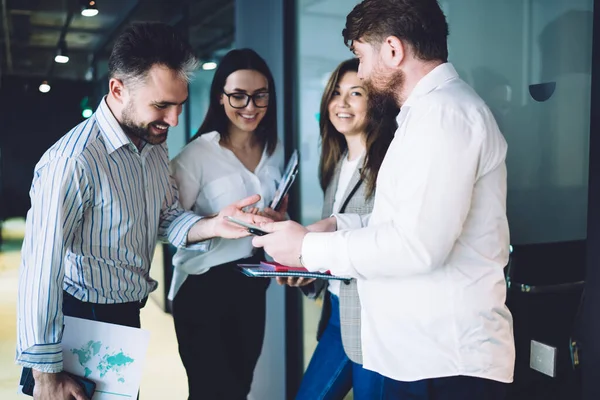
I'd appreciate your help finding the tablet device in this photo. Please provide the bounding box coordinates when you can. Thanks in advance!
[225,216,268,236]
[270,150,299,211]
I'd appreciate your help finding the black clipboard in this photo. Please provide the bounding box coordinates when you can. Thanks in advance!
[237,264,350,282]
[270,150,299,211]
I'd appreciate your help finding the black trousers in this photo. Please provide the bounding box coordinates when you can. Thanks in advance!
[21,292,143,397]
[62,291,143,328]
[172,255,270,400]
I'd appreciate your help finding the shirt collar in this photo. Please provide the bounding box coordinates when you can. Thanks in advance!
[94,96,136,154]
[402,62,459,109]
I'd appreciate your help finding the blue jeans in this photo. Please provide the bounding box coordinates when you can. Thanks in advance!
[296,294,384,400]
[381,375,508,400]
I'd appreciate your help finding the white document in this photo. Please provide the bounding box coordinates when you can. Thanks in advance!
[62,316,150,399]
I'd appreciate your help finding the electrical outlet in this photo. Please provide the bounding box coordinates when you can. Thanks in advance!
[530,340,557,377]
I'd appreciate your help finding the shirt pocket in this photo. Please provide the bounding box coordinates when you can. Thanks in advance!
[201,174,247,213]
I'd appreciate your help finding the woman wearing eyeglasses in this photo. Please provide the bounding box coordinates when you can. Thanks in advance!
[168,48,285,400]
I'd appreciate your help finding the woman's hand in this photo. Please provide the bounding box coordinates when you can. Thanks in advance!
[260,195,288,222]
[306,216,337,233]
[275,277,316,287]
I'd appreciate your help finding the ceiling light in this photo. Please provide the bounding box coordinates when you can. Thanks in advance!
[81,0,99,17]
[202,61,217,71]
[39,81,51,93]
[55,40,69,63]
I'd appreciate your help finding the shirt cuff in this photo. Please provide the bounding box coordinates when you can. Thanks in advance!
[167,212,211,251]
[301,232,337,273]
[17,344,63,373]
[332,213,364,230]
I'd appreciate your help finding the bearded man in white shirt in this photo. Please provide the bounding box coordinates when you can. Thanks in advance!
[253,0,515,398]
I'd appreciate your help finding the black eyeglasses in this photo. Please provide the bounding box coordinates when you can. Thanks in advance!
[222,90,270,109]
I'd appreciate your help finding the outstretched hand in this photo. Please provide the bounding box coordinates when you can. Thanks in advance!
[187,194,273,243]
[214,194,273,239]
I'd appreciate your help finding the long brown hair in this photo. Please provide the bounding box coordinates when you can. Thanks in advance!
[318,58,398,198]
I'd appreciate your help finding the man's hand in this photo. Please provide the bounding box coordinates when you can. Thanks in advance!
[276,277,316,287]
[260,195,288,222]
[32,370,88,400]
[188,195,273,242]
[252,220,308,267]
[306,216,337,233]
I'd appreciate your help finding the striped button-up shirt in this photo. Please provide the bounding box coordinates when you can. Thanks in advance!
[16,98,207,372]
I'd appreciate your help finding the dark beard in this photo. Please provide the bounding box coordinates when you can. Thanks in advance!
[364,69,404,115]
[367,89,401,122]
[121,103,168,146]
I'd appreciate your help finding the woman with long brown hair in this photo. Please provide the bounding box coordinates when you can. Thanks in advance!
[281,58,398,399]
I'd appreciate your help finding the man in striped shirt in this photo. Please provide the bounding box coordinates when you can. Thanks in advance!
[16,22,267,400]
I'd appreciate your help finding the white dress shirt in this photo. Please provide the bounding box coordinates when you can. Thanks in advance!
[16,98,206,372]
[302,63,515,383]
[328,154,362,297]
[168,131,284,300]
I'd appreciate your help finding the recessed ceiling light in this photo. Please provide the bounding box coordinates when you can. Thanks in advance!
[39,81,51,93]
[202,61,217,70]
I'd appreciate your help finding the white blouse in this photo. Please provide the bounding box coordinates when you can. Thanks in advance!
[168,130,284,299]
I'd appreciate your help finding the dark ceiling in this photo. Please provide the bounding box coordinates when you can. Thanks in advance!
[0,0,234,82]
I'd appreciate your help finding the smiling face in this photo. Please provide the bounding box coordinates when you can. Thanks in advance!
[220,69,269,134]
[327,70,368,138]
[119,64,188,145]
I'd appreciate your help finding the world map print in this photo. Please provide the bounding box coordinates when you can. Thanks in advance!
[70,340,135,384]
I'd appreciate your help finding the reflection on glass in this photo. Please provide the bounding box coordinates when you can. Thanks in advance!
[447,0,593,245]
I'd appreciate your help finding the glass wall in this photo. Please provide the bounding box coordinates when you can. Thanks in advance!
[440,0,593,245]
[297,0,593,239]
[296,1,362,379]
[295,0,594,388]
[296,0,361,225]
[188,69,216,139]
